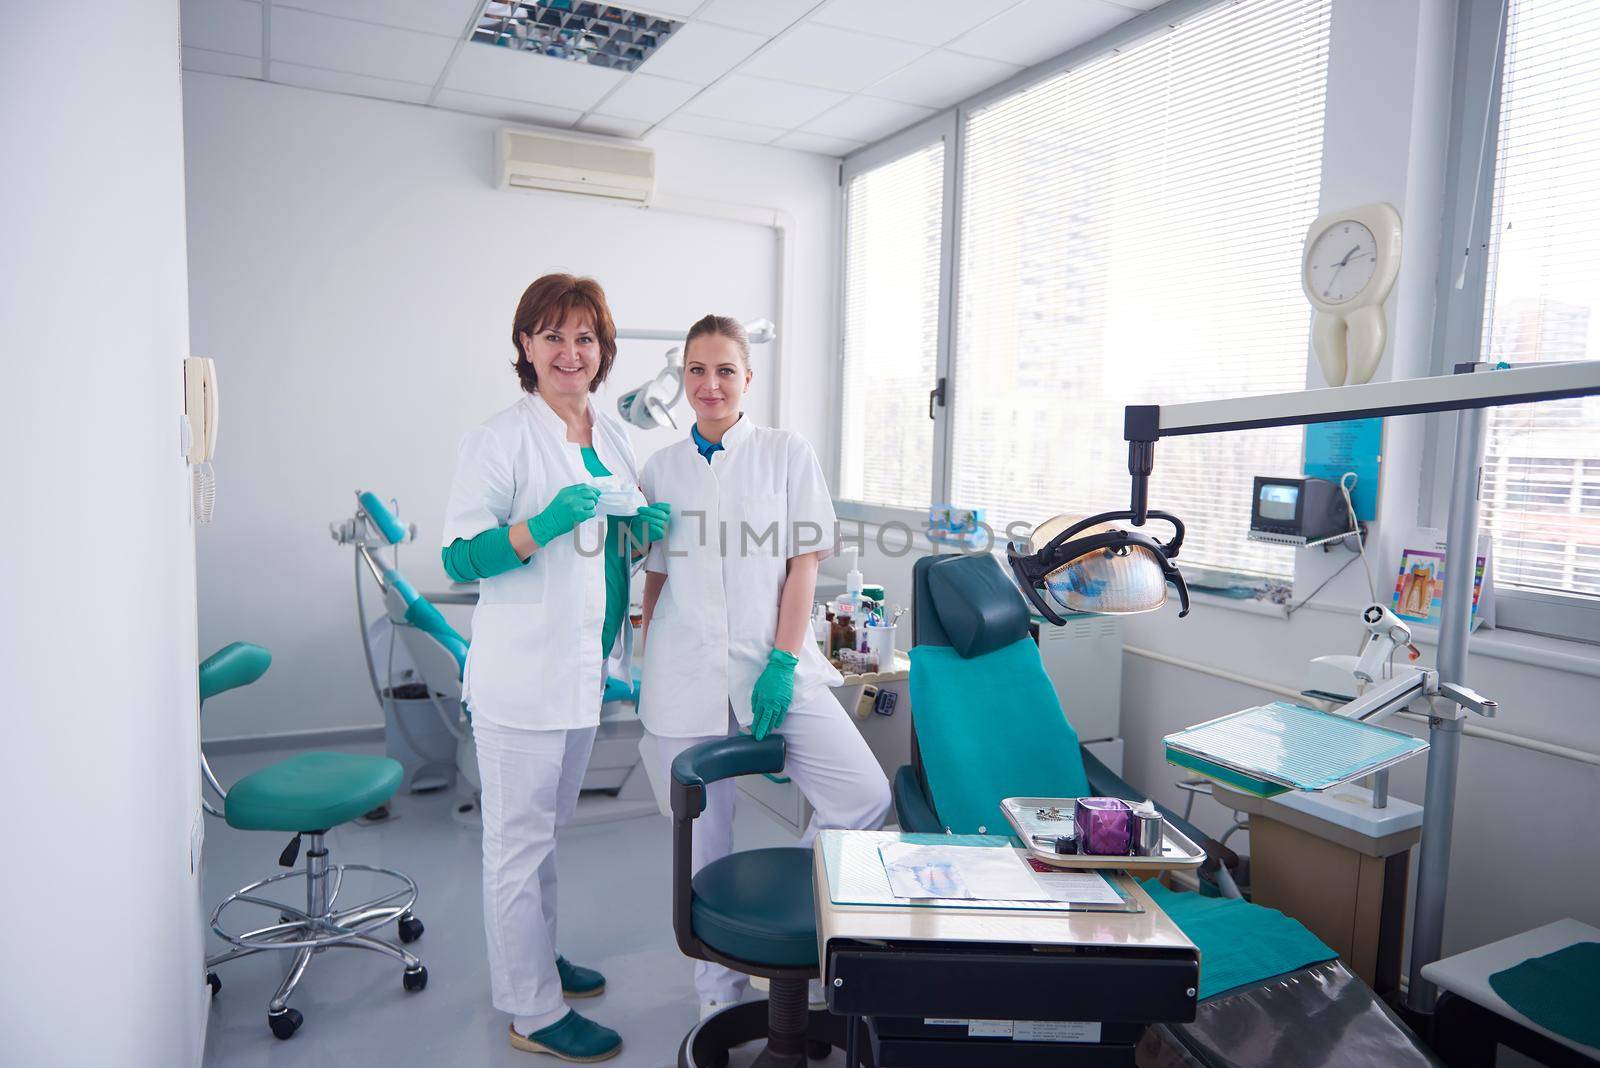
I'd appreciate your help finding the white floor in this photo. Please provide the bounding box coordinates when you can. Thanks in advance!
[200,743,843,1068]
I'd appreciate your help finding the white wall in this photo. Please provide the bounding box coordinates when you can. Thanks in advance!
[0,4,207,1065]
[182,74,840,739]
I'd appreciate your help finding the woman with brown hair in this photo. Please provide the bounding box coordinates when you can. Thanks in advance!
[441,273,669,1061]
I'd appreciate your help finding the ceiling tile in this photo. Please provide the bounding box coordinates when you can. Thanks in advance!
[434,89,584,128]
[183,46,263,79]
[773,130,865,157]
[270,6,455,85]
[1105,0,1166,9]
[181,0,261,56]
[272,61,433,104]
[627,0,704,15]
[274,0,479,38]
[579,115,653,139]
[588,73,702,123]
[801,94,935,141]
[741,23,928,93]
[661,113,787,145]
[695,0,818,36]
[944,0,1131,67]
[445,42,627,110]
[865,48,1018,108]
[635,21,766,85]
[811,0,1018,47]
[683,73,845,129]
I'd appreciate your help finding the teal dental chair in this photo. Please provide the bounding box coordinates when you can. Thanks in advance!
[669,735,852,1067]
[893,553,1442,1067]
[199,642,428,1041]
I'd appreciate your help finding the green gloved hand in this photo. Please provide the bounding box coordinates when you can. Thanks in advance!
[527,483,600,547]
[750,648,799,741]
[627,501,672,546]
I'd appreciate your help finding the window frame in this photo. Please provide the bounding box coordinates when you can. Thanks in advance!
[833,111,958,529]
[1425,0,1600,643]
[833,0,1231,533]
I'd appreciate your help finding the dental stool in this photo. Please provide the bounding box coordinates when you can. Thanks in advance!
[670,734,851,1068]
[198,642,428,1040]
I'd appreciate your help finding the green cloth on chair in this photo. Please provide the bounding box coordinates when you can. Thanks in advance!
[909,638,1090,840]
[1142,879,1337,1000]
[1488,941,1600,1048]
[225,751,403,832]
[690,846,818,968]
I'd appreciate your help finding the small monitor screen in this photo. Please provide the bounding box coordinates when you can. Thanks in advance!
[1258,483,1299,522]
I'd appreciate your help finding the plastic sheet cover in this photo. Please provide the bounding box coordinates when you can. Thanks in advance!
[1136,960,1442,1068]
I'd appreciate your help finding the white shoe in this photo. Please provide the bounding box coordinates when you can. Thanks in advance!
[700,999,733,1022]
[748,975,769,993]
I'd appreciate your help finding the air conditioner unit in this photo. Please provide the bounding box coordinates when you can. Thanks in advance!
[497,126,655,205]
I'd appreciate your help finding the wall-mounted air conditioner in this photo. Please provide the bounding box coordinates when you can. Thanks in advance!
[497,126,655,205]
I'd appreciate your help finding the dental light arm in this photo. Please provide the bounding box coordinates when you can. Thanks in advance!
[616,317,777,430]
[1122,360,1598,1017]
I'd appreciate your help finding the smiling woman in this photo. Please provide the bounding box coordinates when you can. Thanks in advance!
[437,271,663,1061]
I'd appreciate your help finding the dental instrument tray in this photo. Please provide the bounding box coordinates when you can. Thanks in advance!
[1163,700,1429,798]
[1001,797,1206,872]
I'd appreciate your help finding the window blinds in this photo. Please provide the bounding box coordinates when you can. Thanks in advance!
[839,141,945,510]
[1478,0,1600,599]
[951,0,1332,578]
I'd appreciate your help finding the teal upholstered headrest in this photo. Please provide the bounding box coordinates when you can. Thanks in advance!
[926,554,1031,659]
[358,491,407,545]
[199,642,271,704]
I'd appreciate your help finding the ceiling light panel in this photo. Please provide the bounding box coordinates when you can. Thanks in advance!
[475,2,681,73]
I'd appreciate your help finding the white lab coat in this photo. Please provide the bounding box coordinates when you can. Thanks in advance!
[442,393,640,731]
[637,416,843,737]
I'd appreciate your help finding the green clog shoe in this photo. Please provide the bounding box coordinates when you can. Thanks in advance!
[508,1010,621,1062]
[556,955,606,998]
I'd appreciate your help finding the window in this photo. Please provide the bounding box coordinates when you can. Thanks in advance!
[837,139,945,512]
[949,0,1332,577]
[1476,0,1600,601]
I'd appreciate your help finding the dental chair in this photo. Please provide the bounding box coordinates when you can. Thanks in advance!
[669,734,852,1068]
[199,642,428,1041]
[893,553,1442,1068]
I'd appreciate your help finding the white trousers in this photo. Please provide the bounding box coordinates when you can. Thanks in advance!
[474,718,597,1018]
[650,686,892,1004]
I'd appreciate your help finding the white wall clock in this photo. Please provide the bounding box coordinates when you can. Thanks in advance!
[1302,202,1403,386]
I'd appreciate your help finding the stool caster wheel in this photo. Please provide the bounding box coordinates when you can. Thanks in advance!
[403,965,428,992]
[806,1038,832,1059]
[206,972,221,997]
[268,1008,303,1040]
[398,915,424,943]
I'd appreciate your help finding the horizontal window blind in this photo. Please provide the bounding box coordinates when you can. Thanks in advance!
[951,0,1332,578]
[1479,0,1600,599]
[839,141,944,510]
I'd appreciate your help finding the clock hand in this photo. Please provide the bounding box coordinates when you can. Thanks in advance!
[1338,244,1362,267]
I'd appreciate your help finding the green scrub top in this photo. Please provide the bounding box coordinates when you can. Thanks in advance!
[580,446,629,659]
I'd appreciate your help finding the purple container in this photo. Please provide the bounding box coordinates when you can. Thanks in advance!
[1074,797,1134,856]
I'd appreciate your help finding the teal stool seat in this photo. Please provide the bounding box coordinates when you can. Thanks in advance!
[225,752,404,832]
[690,846,817,969]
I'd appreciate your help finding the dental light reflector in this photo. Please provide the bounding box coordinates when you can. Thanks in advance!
[1008,510,1190,625]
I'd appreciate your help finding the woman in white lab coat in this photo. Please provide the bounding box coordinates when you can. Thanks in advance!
[441,273,668,1062]
[637,314,891,1017]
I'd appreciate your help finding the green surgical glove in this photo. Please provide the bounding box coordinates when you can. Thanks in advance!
[627,501,672,546]
[750,648,799,741]
[527,483,600,547]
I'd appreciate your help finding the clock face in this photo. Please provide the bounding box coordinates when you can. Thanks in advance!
[1306,220,1379,305]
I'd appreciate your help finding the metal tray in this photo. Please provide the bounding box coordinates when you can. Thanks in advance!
[1001,797,1205,872]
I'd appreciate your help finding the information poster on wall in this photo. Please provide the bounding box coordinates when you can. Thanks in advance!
[1304,418,1382,521]
[1390,527,1495,631]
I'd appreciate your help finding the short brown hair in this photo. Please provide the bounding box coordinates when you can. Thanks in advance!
[510,273,618,394]
[684,314,750,365]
